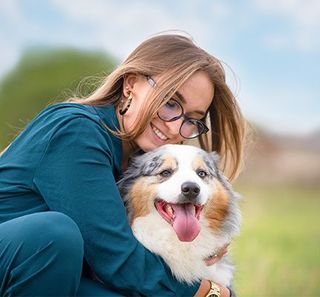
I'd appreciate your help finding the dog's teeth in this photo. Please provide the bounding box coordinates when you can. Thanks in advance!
[166,205,174,216]
[192,206,196,215]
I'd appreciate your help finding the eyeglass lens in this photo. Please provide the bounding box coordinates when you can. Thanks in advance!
[180,120,201,138]
[157,99,182,121]
[158,99,202,138]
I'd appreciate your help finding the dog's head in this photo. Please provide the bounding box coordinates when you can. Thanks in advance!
[118,144,240,242]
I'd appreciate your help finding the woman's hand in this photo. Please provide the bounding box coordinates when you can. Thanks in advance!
[205,243,229,266]
[194,280,230,297]
[194,244,231,296]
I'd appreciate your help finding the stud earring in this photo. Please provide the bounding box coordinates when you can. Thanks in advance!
[119,92,133,115]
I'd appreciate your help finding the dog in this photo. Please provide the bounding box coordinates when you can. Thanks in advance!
[117,144,241,286]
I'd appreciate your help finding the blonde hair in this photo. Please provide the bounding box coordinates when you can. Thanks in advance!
[69,34,247,180]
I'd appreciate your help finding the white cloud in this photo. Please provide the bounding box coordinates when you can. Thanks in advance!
[256,0,320,27]
[254,0,320,51]
[0,0,46,78]
[50,0,179,58]
[0,0,23,23]
[49,0,229,59]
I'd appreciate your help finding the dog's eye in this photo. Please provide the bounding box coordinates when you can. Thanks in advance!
[159,169,173,178]
[197,170,208,178]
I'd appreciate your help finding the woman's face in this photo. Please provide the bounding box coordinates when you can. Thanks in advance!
[121,70,214,152]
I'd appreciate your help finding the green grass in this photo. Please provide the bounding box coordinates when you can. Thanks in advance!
[231,185,320,297]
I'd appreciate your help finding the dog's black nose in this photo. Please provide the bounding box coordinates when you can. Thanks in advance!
[181,182,200,200]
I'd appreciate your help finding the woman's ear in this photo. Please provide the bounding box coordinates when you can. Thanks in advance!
[123,74,138,96]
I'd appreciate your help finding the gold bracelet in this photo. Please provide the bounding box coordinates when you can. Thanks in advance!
[204,281,221,297]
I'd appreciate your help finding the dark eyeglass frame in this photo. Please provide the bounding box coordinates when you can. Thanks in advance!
[146,76,209,139]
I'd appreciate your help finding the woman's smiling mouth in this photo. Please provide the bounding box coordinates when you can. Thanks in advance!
[151,123,169,141]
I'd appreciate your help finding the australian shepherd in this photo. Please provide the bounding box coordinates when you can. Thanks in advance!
[118,144,241,286]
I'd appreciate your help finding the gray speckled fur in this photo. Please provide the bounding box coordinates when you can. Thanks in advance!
[117,151,164,198]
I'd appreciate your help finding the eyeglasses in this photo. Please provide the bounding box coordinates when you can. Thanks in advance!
[146,76,209,139]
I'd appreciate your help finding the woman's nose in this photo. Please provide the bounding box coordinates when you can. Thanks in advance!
[164,118,184,137]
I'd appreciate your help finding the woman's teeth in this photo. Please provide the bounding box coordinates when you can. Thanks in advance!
[152,125,168,141]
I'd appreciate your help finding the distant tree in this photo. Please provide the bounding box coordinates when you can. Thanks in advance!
[0,47,117,149]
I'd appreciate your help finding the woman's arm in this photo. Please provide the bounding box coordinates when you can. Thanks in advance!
[32,116,199,296]
[204,245,236,297]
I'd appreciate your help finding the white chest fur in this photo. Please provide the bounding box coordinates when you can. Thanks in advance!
[132,213,234,286]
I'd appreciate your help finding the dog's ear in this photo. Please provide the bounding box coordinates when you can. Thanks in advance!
[209,151,220,164]
[117,155,142,199]
[140,154,162,176]
[204,151,220,178]
[204,151,234,193]
[208,152,241,203]
[117,151,163,199]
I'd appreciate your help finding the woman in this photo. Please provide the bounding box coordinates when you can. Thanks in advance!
[0,34,246,296]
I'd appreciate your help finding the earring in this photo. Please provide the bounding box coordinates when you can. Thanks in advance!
[119,92,133,115]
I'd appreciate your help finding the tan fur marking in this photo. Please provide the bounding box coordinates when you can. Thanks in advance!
[203,181,230,232]
[192,156,206,171]
[128,156,177,224]
[128,177,158,224]
[159,155,177,171]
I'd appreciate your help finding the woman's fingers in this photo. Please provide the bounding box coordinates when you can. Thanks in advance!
[205,243,230,266]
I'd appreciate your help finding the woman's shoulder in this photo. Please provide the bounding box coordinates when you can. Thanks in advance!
[30,102,112,134]
[39,102,99,121]
[1,102,122,175]
[15,102,118,148]
[38,102,118,130]
[37,103,122,173]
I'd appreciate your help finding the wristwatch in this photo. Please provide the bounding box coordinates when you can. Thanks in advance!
[205,281,221,297]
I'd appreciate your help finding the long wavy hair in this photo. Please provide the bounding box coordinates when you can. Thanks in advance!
[69,34,247,180]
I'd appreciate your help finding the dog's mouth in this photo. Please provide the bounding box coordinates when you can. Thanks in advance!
[154,199,203,242]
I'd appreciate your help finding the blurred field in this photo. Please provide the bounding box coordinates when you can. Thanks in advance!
[232,185,320,297]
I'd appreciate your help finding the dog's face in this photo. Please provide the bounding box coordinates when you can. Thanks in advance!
[118,144,239,243]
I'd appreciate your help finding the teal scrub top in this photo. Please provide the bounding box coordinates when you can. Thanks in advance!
[0,103,199,296]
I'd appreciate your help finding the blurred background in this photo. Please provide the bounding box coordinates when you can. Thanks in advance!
[0,0,319,296]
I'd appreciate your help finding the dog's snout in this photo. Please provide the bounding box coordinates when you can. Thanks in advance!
[181,182,200,200]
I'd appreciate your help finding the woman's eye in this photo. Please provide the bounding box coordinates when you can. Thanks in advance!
[197,170,207,178]
[159,169,173,178]
[165,100,178,109]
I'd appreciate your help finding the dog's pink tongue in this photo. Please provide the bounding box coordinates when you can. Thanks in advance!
[172,204,200,242]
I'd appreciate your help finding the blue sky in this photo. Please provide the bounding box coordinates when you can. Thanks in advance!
[0,0,319,135]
